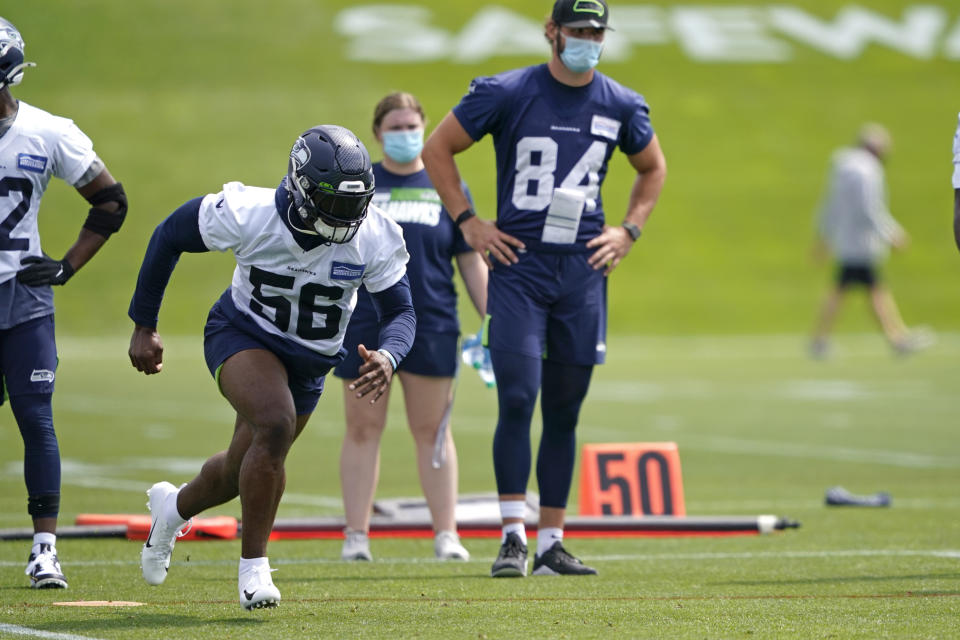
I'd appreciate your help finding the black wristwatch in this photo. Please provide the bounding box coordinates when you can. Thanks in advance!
[455,208,477,227]
[622,221,642,242]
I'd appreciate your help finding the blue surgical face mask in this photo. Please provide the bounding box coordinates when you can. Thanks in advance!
[382,129,424,164]
[560,35,604,73]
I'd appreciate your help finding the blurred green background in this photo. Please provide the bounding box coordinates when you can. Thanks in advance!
[5,0,959,337]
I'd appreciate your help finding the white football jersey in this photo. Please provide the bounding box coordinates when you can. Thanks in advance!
[0,101,97,283]
[953,112,960,189]
[198,181,409,356]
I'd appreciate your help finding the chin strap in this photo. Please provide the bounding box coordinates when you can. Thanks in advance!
[0,61,35,90]
[286,203,320,236]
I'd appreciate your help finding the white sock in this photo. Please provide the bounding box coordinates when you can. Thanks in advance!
[537,527,563,556]
[502,522,527,545]
[32,532,56,550]
[163,490,187,527]
[239,556,269,577]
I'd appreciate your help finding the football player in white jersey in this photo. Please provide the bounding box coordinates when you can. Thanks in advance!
[953,112,959,252]
[128,125,415,610]
[0,17,127,589]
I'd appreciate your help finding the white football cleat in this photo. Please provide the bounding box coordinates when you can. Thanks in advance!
[434,530,470,561]
[140,481,190,586]
[25,543,68,589]
[239,564,281,610]
[341,529,372,561]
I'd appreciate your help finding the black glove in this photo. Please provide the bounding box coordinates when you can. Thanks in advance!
[16,255,76,286]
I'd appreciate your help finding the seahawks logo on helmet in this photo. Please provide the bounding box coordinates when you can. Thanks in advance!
[285,124,376,244]
[291,137,310,170]
[0,17,35,90]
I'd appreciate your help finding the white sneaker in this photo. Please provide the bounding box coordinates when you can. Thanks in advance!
[435,530,470,561]
[25,543,68,589]
[239,564,281,610]
[141,481,191,586]
[341,529,372,561]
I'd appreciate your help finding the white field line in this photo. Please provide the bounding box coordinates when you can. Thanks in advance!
[686,436,960,469]
[1,549,958,568]
[0,624,105,640]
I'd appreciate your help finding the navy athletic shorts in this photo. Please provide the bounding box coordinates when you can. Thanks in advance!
[487,250,606,366]
[837,263,878,288]
[203,298,342,416]
[0,314,57,404]
[333,327,458,379]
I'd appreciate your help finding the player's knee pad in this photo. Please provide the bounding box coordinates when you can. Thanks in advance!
[27,493,60,518]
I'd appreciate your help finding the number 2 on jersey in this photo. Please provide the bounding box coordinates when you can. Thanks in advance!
[511,138,607,211]
[0,176,33,251]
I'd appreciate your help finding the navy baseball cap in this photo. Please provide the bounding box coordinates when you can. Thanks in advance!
[551,0,614,30]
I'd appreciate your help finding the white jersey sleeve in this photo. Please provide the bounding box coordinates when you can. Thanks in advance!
[952,112,960,189]
[51,120,97,187]
[197,182,246,252]
[359,205,409,294]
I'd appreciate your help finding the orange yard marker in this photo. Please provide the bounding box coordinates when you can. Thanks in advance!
[578,442,686,516]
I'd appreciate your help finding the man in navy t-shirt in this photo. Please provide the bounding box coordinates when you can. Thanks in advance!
[423,0,667,577]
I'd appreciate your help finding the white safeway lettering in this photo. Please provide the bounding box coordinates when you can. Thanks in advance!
[333,4,960,63]
[768,5,947,59]
[671,7,791,62]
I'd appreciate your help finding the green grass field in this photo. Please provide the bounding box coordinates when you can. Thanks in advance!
[1,335,958,638]
[1,1,959,637]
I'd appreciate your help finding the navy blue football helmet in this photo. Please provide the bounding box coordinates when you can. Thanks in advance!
[286,125,375,244]
[0,18,34,90]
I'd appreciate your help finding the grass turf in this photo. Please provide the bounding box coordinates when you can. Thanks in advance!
[1,334,957,638]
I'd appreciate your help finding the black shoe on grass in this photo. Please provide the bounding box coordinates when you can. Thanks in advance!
[532,542,597,576]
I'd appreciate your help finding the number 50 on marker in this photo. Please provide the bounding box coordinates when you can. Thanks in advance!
[578,442,686,517]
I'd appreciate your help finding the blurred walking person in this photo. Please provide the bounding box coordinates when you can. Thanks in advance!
[810,123,931,357]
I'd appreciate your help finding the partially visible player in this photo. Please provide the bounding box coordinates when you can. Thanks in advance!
[0,17,127,589]
[423,0,666,577]
[128,125,415,609]
[334,92,486,563]
[953,112,959,252]
[810,123,930,357]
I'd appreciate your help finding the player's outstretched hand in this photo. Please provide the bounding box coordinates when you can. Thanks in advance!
[16,255,75,286]
[350,344,393,403]
[460,216,525,269]
[586,224,635,275]
[129,325,164,375]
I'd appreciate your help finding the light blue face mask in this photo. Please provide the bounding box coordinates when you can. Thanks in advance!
[382,129,424,164]
[560,35,604,73]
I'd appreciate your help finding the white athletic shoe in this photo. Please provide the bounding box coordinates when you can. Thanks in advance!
[141,481,191,586]
[434,530,470,561]
[341,529,372,561]
[239,564,281,610]
[25,543,68,589]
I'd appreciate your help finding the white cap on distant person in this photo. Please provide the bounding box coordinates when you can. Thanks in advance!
[858,122,892,157]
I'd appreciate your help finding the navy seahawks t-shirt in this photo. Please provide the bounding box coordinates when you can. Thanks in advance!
[452,63,653,251]
[346,163,472,334]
